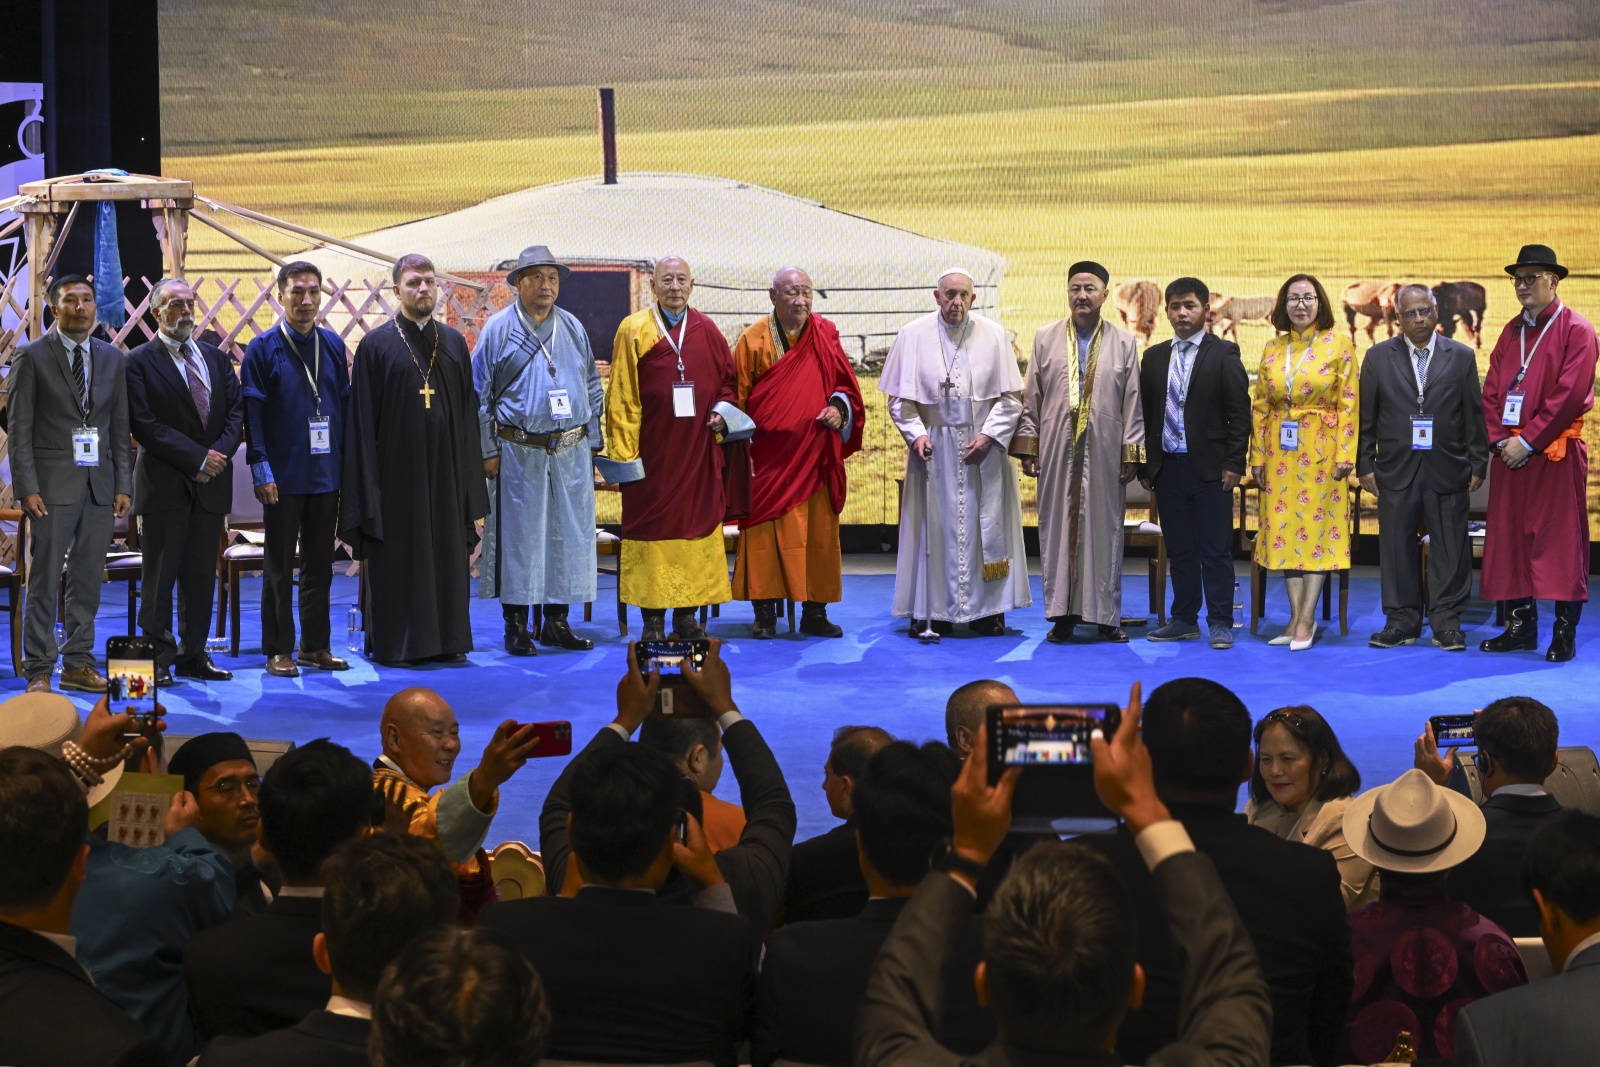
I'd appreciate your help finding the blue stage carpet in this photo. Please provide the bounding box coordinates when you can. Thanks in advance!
[20,568,1597,848]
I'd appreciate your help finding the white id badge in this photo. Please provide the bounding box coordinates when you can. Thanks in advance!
[672,380,697,419]
[1502,391,1524,427]
[1411,415,1434,450]
[309,417,331,455]
[1279,420,1300,451]
[548,389,572,420]
[72,427,100,467]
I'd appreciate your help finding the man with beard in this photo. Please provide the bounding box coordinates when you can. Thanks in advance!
[341,255,489,666]
[126,279,244,683]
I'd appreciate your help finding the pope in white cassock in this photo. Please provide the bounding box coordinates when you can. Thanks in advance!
[880,269,1030,640]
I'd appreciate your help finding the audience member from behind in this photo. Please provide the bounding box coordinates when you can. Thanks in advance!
[783,724,894,923]
[639,715,746,851]
[539,639,796,930]
[198,833,461,1067]
[944,678,1017,760]
[0,746,168,1067]
[1090,677,1352,1067]
[186,739,376,1042]
[1453,811,1600,1066]
[757,741,992,1067]
[368,926,549,1067]
[1337,769,1525,1065]
[1246,706,1377,908]
[166,731,277,913]
[1414,696,1563,935]
[374,686,540,921]
[482,738,759,1067]
[857,683,1271,1067]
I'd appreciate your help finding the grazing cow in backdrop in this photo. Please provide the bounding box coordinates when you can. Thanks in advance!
[1433,280,1487,349]
[1114,278,1161,346]
[1341,279,1401,345]
[1207,293,1276,342]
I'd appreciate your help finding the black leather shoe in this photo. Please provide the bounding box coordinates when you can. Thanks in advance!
[1369,626,1419,648]
[539,608,594,651]
[799,601,843,638]
[1481,599,1539,653]
[751,600,778,640]
[1098,624,1129,643]
[671,608,708,641]
[1046,616,1079,644]
[503,605,538,657]
[430,652,468,664]
[1432,630,1467,652]
[1547,601,1581,662]
[640,610,669,643]
[969,615,1006,637]
[154,664,177,687]
[175,654,233,682]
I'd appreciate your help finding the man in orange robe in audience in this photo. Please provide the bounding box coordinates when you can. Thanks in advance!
[731,267,865,639]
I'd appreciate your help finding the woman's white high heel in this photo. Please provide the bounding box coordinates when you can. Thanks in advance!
[1289,620,1318,652]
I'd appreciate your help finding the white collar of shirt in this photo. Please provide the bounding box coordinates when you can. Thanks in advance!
[38,930,78,957]
[325,994,372,1020]
[1405,334,1435,360]
[277,885,326,898]
[1490,783,1549,798]
[1172,328,1205,352]
[376,754,415,785]
[1565,930,1600,972]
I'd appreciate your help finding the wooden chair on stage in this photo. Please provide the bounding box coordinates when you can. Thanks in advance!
[215,444,296,656]
[104,512,144,635]
[609,525,795,637]
[1246,476,1359,637]
[1122,479,1169,626]
[1421,465,1499,623]
[0,509,26,677]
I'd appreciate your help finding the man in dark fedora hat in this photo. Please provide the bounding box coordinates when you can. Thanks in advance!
[1480,245,1598,662]
[471,245,604,654]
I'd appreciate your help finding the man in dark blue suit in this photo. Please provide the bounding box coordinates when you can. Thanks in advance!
[126,279,244,683]
[1453,810,1600,1065]
[1416,696,1563,935]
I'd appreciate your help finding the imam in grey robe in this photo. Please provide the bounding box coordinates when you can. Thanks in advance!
[880,311,1031,624]
[473,301,604,606]
[1013,316,1144,626]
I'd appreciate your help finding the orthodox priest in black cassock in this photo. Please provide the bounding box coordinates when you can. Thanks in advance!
[341,313,489,665]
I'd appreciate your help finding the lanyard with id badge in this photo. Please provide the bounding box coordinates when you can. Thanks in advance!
[1502,306,1564,427]
[69,345,99,466]
[654,308,696,418]
[1279,335,1319,451]
[1410,347,1434,450]
[517,314,574,422]
[282,323,331,455]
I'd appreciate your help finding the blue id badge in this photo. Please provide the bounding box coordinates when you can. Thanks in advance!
[1279,420,1299,451]
[548,389,572,420]
[309,418,331,455]
[1411,416,1434,450]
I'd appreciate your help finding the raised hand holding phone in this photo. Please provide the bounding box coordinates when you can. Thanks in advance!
[1088,681,1171,836]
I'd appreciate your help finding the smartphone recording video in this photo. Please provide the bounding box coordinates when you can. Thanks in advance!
[106,636,161,742]
[638,640,710,676]
[1430,713,1476,748]
[987,703,1122,835]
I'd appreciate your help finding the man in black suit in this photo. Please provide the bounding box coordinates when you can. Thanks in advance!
[186,740,375,1041]
[783,723,892,923]
[126,278,245,683]
[1139,278,1251,650]
[538,640,796,930]
[1088,678,1352,1066]
[1358,283,1489,651]
[758,740,992,1067]
[857,684,1271,1067]
[1415,696,1563,935]
[0,747,168,1067]
[196,833,460,1067]
[481,717,761,1067]
[1453,810,1600,1066]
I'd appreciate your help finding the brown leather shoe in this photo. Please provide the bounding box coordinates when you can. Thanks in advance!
[26,675,51,694]
[266,654,301,678]
[297,649,351,672]
[58,667,108,693]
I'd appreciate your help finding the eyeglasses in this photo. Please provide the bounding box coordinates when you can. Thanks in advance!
[1263,710,1308,730]
[205,775,262,799]
[1398,308,1436,321]
[1511,272,1551,288]
[1285,295,1318,307]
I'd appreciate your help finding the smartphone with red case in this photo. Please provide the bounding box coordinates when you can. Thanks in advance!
[511,721,572,757]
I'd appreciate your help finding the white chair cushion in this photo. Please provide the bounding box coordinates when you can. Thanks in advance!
[223,544,265,561]
[595,529,621,544]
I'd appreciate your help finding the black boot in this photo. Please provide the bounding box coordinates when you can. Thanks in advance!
[799,601,842,638]
[671,607,708,640]
[640,609,668,642]
[539,604,594,651]
[751,600,778,640]
[502,605,537,657]
[1547,601,1582,662]
[1480,598,1539,653]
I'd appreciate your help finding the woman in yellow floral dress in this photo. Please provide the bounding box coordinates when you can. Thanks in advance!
[1250,274,1359,649]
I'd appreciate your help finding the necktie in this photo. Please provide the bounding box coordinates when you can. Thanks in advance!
[1163,341,1193,452]
[184,349,211,423]
[71,344,88,414]
[1413,346,1429,398]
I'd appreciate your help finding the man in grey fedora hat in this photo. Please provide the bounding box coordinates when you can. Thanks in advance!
[1480,244,1598,662]
[472,245,605,654]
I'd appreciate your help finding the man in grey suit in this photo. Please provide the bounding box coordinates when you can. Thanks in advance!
[1453,810,1600,1066]
[1358,283,1489,652]
[856,686,1271,1067]
[9,275,132,693]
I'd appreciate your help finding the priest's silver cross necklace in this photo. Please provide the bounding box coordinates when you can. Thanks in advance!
[937,319,972,396]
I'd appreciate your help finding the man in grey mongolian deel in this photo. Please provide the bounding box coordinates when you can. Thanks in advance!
[473,245,604,655]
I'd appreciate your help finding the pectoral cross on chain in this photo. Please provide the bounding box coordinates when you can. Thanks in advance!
[419,382,435,409]
[941,378,956,397]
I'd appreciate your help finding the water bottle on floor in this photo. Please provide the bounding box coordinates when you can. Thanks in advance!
[54,622,67,656]
[1233,580,1244,629]
[347,605,364,655]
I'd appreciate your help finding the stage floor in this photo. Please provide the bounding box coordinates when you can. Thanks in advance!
[19,559,1598,847]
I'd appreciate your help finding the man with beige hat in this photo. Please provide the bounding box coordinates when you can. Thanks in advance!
[1337,769,1528,1065]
